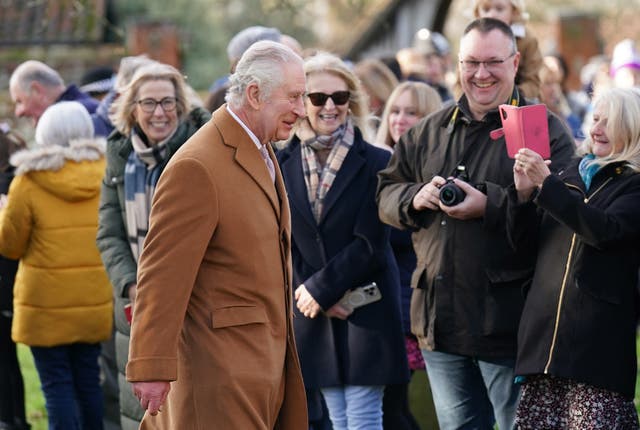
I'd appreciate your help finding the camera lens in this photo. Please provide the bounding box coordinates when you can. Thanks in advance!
[439,181,466,206]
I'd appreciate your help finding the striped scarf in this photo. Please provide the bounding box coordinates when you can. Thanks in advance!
[124,129,171,261]
[301,118,355,222]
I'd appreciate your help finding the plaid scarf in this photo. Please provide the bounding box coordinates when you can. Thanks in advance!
[301,118,355,222]
[123,128,171,260]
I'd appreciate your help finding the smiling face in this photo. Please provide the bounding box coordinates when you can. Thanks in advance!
[253,61,307,144]
[132,79,179,145]
[458,28,519,120]
[389,89,421,144]
[305,72,350,136]
[590,102,622,158]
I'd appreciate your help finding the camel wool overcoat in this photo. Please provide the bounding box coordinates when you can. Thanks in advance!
[126,106,307,429]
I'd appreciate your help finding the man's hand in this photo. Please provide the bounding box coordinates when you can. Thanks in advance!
[439,179,487,220]
[132,381,170,416]
[294,284,321,318]
[412,176,447,211]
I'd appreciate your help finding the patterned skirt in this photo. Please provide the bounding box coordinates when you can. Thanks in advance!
[516,374,639,430]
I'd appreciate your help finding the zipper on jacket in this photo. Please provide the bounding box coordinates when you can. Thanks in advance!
[543,177,612,373]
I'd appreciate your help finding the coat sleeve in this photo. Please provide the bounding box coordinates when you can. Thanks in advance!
[126,156,218,382]
[303,172,391,309]
[0,176,33,260]
[96,155,138,298]
[376,127,437,231]
[536,173,640,249]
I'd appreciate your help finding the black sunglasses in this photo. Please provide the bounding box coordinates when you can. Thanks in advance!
[306,91,350,107]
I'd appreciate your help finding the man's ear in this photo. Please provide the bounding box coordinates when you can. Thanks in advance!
[29,80,43,96]
[246,83,262,110]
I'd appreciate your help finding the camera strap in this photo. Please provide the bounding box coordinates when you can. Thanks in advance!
[444,89,520,178]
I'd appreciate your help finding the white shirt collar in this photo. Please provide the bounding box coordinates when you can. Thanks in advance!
[226,105,262,150]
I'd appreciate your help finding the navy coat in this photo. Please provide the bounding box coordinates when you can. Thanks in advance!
[277,128,409,389]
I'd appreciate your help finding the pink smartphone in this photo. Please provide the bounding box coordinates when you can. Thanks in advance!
[498,104,550,159]
[124,303,132,325]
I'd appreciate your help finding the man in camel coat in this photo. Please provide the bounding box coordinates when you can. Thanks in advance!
[126,40,308,429]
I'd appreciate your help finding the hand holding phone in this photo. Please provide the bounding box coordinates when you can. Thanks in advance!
[339,282,382,311]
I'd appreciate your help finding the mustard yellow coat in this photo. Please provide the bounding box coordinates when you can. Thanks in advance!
[127,107,307,429]
[0,138,113,346]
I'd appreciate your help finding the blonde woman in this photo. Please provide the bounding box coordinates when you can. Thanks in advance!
[96,62,210,427]
[277,52,408,430]
[375,81,443,430]
[512,87,640,429]
[375,81,443,150]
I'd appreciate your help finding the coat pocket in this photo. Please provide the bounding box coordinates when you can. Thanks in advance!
[210,305,268,329]
[482,268,531,336]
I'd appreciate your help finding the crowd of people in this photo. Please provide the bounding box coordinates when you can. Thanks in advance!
[1,0,640,429]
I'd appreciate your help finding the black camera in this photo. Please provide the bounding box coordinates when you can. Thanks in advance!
[439,165,468,206]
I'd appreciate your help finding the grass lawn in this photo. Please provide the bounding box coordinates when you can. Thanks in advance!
[17,340,640,429]
[17,344,47,430]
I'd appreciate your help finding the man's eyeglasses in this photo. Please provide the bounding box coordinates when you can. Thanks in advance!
[306,91,350,107]
[136,97,177,113]
[459,53,516,73]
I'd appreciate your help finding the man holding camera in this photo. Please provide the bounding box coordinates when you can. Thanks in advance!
[376,18,574,430]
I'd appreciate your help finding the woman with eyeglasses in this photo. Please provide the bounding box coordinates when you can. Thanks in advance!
[96,62,210,428]
[276,52,409,430]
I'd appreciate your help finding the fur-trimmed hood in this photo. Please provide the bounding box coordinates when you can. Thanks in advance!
[11,137,106,175]
[9,137,106,202]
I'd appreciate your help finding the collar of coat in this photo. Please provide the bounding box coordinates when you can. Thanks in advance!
[10,137,106,176]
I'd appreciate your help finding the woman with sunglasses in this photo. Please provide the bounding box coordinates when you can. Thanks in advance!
[96,62,210,428]
[277,52,409,430]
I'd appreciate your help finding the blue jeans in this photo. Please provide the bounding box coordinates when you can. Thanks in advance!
[422,350,519,430]
[321,385,384,430]
[31,343,103,430]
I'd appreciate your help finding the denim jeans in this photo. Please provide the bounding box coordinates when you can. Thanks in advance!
[421,350,520,430]
[31,343,103,430]
[321,385,384,430]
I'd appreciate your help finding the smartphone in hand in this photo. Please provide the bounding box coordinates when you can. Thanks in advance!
[340,282,382,311]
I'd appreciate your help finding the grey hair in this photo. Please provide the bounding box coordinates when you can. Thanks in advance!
[10,60,64,92]
[225,40,302,109]
[35,101,94,147]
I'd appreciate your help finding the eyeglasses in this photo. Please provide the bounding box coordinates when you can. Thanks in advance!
[306,91,350,107]
[136,97,177,113]
[459,53,516,73]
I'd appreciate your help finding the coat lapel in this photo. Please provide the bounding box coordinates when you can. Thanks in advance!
[213,107,280,218]
[317,142,365,225]
[280,145,317,230]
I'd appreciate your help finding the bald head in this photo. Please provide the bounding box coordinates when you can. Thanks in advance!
[9,60,66,125]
